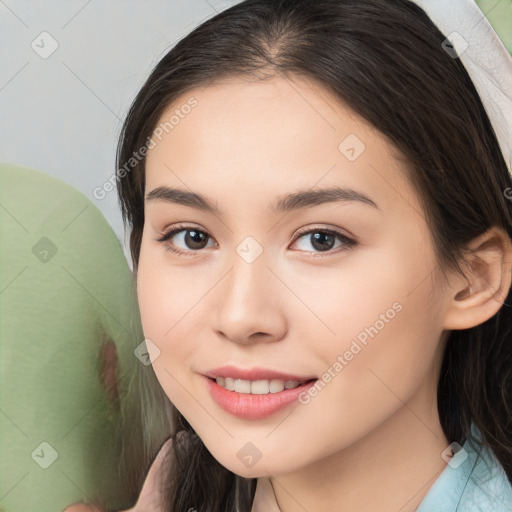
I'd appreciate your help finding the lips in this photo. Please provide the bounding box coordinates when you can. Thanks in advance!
[204,365,317,382]
[203,375,318,419]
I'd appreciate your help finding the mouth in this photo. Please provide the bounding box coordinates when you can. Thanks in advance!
[207,376,317,395]
[203,375,319,420]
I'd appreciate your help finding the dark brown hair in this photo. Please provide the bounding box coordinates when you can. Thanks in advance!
[115,0,512,510]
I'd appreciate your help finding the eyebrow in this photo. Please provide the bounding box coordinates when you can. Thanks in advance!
[145,185,380,215]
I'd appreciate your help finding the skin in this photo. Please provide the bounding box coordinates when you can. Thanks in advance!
[66,74,512,512]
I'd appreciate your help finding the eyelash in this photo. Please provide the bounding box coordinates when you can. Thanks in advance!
[155,223,358,258]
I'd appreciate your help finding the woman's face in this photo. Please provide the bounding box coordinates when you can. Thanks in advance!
[137,75,452,477]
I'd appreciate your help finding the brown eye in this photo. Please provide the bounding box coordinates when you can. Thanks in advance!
[291,228,357,255]
[156,225,215,255]
[180,229,210,250]
[309,232,337,251]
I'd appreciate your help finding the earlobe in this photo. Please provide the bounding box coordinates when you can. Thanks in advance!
[443,227,512,330]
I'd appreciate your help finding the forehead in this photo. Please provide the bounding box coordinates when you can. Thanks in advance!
[144,75,422,218]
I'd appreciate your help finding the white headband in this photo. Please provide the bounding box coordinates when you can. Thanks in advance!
[413,0,512,174]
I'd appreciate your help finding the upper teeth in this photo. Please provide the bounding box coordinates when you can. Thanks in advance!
[216,377,305,394]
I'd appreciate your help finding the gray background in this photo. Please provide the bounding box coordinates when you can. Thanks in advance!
[0,0,240,267]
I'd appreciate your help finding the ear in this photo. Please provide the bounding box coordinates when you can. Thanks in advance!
[443,227,512,330]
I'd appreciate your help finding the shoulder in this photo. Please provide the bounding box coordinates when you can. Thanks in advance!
[458,439,512,511]
[417,433,512,512]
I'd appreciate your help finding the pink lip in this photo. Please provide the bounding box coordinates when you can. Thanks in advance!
[203,375,318,420]
[204,365,317,382]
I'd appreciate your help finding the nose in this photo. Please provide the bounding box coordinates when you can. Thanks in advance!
[214,250,288,346]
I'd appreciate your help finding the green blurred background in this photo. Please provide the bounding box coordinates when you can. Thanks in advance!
[476,0,512,53]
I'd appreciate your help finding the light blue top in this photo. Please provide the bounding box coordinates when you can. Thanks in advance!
[417,423,512,511]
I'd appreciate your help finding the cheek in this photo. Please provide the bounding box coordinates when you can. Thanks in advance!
[136,263,196,411]
[281,238,435,350]
[136,238,202,340]
[289,235,441,384]
[306,287,442,453]
[295,246,443,437]
[136,257,169,342]
[136,245,198,373]
[136,241,219,408]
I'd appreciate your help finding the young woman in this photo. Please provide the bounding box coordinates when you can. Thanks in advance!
[66,0,512,510]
